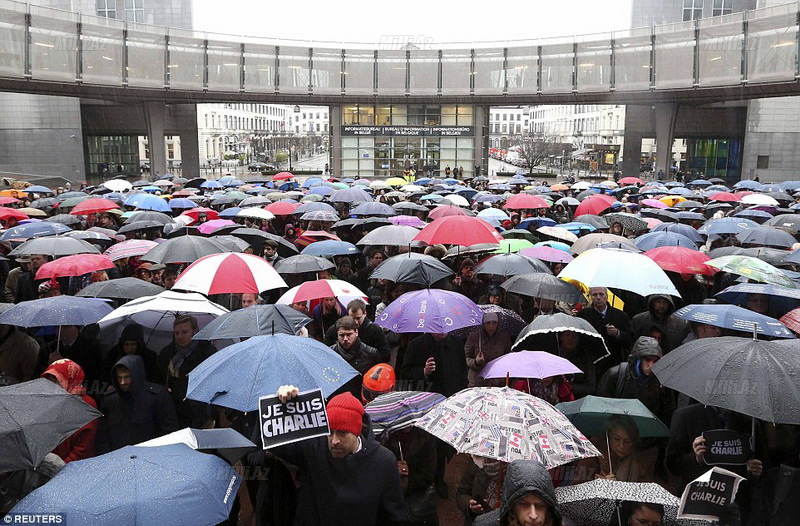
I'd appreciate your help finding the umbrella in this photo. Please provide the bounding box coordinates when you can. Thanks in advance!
[643,246,715,275]
[633,231,698,251]
[9,236,100,257]
[519,217,557,230]
[117,220,164,236]
[351,202,396,216]
[230,228,299,258]
[0,378,103,471]
[504,194,550,210]
[42,214,82,226]
[475,254,550,277]
[501,273,585,303]
[197,219,236,235]
[706,255,796,288]
[365,391,446,435]
[141,236,231,264]
[413,216,503,246]
[301,239,360,257]
[104,239,159,261]
[559,248,680,297]
[181,208,220,223]
[76,277,165,301]
[35,254,114,279]
[536,226,578,244]
[62,230,114,248]
[276,279,367,305]
[574,194,616,217]
[765,213,800,233]
[389,215,427,228]
[0,222,71,241]
[11,443,241,525]
[415,387,601,466]
[375,289,483,334]
[716,282,800,316]
[737,226,797,249]
[450,304,527,340]
[698,217,759,235]
[356,225,420,247]
[273,254,335,275]
[652,336,800,424]
[493,238,535,254]
[556,396,671,438]
[427,205,470,220]
[674,303,795,339]
[478,208,511,221]
[512,313,609,362]
[125,211,175,225]
[780,307,800,334]
[124,193,171,212]
[570,233,638,255]
[640,198,669,209]
[329,187,372,203]
[193,304,312,340]
[370,253,454,287]
[136,428,256,464]
[603,212,648,232]
[186,334,359,411]
[519,246,574,264]
[501,229,538,243]
[172,252,287,295]
[68,198,119,216]
[556,479,687,526]
[213,235,251,252]
[0,296,113,328]
[300,210,339,223]
[30,197,59,210]
[479,350,582,380]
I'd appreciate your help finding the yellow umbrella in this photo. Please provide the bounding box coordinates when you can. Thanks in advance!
[18,207,48,218]
[560,277,625,310]
[659,195,686,207]
[385,177,407,187]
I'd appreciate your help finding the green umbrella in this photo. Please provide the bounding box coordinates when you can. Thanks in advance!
[493,238,534,254]
[502,229,540,243]
[706,255,797,289]
[555,395,670,438]
[57,196,91,209]
[332,182,349,190]
[300,194,324,202]
[225,191,248,201]
[266,192,288,201]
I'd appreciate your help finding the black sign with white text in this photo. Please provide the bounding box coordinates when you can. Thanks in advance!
[703,429,753,466]
[678,467,745,521]
[259,388,329,449]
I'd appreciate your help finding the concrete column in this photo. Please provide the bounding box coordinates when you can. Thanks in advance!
[473,105,490,177]
[654,103,679,177]
[143,101,167,180]
[620,131,643,178]
[329,105,342,177]
[178,105,200,178]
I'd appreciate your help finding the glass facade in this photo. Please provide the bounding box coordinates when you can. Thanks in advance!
[86,135,140,183]
[685,138,741,180]
[340,104,474,178]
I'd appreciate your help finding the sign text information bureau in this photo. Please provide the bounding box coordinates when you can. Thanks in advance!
[341,126,475,137]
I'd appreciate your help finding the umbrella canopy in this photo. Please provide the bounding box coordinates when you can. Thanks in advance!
[370,253,454,287]
[570,233,637,255]
[125,211,175,225]
[780,307,800,334]
[479,350,581,380]
[301,239,360,257]
[356,225,420,247]
[141,236,231,264]
[415,387,601,466]
[76,277,165,301]
[350,201,396,216]
[603,212,648,232]
[652,337,800,424]
[173,253,286,295]
[501,273,585,303]
[273,254,335,275]
[706,255,796,288]
[193,304,311,340]
[556,396,671,438]
[186,334,359,411]
[0,378,103,471]
[716,282,800,316]
[104,239,159,262]
[674,303,795,339]
[0,296,113,328]
[450,304,527,340]
[574,194,616,217]
[427,204,470,220]
[230,228,299,258]
[536,226,578,244]
[365,391,446,435]
[0,222,71,241]
[504,194,550,210]
[375,289,483,334]
[413,216,503,246]
[519,246,574,264]
[330,187,373,203]
[136,427,256,464]
[475,253,551,277]
[42,214,82,226]
[35,254,114,279]
[124,193,171,212]
[11,443,241,525]
[737,226,797,248]
[634,231,698,251]
[513,313,609,362]
[559,248,680,297]
[643,246,715,275]
[9,236,100,257]
[276,279,367,305]
[68,198,120,216]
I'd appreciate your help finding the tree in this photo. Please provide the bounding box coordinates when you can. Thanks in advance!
[510,132,566,175]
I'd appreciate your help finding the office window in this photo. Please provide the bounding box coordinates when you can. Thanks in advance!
[96,0,116,19]
[125,0,144,22]
[756,156,769,169]
[683,0,703,21]
[712,0,732,16]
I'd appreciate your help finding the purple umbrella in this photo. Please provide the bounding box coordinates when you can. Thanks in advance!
[519,246,574,264]
[479,351,582,380]
[389,215,427,228]
[450,304,527,340]
[375,289,483,334]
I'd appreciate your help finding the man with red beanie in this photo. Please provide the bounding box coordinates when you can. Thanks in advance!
[249,386,408,525]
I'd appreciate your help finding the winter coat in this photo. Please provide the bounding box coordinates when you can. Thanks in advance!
[401,333,468,397]
[630,294,690,353]
[465,328,512,387]
[473,460,562,526]
[0,327,39,382]
[156,339,217,428]
[41,360,98,463]
[324,317,390,358]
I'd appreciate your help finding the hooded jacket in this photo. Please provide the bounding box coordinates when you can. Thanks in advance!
[473,460,562,526]
[108,323,158,382]
[98,355,179,453]
[631,294,690,353]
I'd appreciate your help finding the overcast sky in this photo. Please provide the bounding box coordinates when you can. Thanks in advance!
[193,0,633,45]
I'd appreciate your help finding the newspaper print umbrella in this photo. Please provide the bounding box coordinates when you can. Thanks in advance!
[603,212,648,232]
[365,391,446,435]
[415,386,601,467]
[706,255,797,289]
[375,289,483,334]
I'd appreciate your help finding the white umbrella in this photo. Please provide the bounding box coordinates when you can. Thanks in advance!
[439,195,470,207]
[740,193,779,206]
[103,179,133,192]
[401,184,425,193]
[558,247,681,297]
[571,181,592,191]
[477,208,510,221]
[236,207,276,221]
[356,225,420,247]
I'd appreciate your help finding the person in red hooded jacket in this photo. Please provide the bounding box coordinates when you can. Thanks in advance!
[41,359,98,463]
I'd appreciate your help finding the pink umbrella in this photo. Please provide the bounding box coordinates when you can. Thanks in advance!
[173,252,287,294]
[518,246,574,264]
[504,194,550,210]
[573,194,616,217]
[414,216,503,246]
[427,205,469,220]
[389,215,427,228]
[479,350,582,380]
[104,239,159,261]
[643,217,663,230]
[36,254,115,279]
[197,219,235,234]
[640,198,668,209]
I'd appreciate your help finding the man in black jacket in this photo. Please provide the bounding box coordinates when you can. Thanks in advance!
[98,355,179,453]
[577,287,635,365]
[324,299,389,356]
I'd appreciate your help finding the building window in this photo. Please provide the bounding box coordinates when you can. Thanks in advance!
[96,0,116,19]
[712,0,732,16]
[683,0,703,21]
[756,155,769,169]
[125,0,144,22]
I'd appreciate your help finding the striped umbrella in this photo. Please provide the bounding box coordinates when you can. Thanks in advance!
[365,391,446,434]
[173,252,287,295]
[105,239,159,262]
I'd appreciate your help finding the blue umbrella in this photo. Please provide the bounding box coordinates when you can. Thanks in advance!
[733,180,765,191]
[475,193,505,203]
[141,185,161,193]
[186,334,358,411]
[169,198,196,210]
[374,289,483,334]
[414,177,432,185]
[301,239,360,257]
[420,193,443,201]
[664,181,685,188]
[559,222,597,234]
[634,231,698,251]
[454,187,478,200]
[24,185,54,194]
[0,296,113,327]
[218,207,241,218]
[301,177,324,188]
[779,180,800,192]
[687,179,712,187]
[308,185,333,196]
[124,193,171,212]
[0,222,71,241]
[533,240,571,251]
[674,303,795,339]
[737,226,797,249]
[651,222,704,244]
[295,201,336,214]
[698,217,759,236]
[716,282,800,317]
[519,217,557,229]
[222,179,245,188]
[734,209,773,220]
[200,180,223,189]
[11,444,241,525]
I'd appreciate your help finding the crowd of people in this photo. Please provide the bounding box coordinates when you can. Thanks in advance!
[0,171,799,525]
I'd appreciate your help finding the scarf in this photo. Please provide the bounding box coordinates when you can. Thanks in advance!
[169,340,199,377]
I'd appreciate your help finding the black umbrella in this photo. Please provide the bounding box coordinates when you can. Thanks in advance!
[443,243,500,260]
[229,228,299,258]
[164,226,201,239]
[392,202,429,213]
[30,197,59,210]
[43,214,82,226]
[501,273,585,303]
[212,235,251,252]
[736,226,797,249]
[141,236,231,264]
[124,211,175,225]
[370,253,454,287]
[0,378,103,471]
[652,336,800,424]
[274,254,335,275]
[475,254,550,278]
[117,220,164,235]
[137,427,257,465]
[765,213,800,233]
[193,304,312,341]
[9,237,100,257]
[76,277,165,301]
[512,313,609,362]
[640,209,679,222]
[572,214,609,230]
[709,246,793,267]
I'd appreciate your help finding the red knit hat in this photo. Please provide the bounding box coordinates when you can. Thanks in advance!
[326,392,364,435]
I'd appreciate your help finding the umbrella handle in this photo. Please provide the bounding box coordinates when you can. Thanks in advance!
[606,430,613,476]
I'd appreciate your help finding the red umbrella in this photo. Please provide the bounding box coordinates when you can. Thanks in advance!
[574,194,617,217]
[181,207,220,222]
[105,239,159,261]
[173,252,287,294]
[0,208,28,221]
[277,279,367,304]
[35,254,115,279]
[779,307,800,335]
[618,177,644,185]
[644,246,716,275]
[294,230,340,249]
[273,172,294,181]
[0,197,20,205]
[427,205,469,220]
[504,194,550,210]
[413,216,503,246]
[68,198,120,216]
[709,192,741,202]
[265,201,300,215]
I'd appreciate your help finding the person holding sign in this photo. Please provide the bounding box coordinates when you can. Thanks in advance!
[249,386,408,525]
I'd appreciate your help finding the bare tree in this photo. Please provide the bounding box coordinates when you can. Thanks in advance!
[510,132,567,175]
